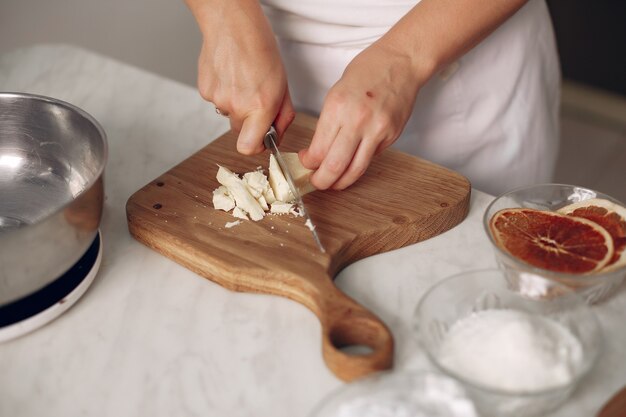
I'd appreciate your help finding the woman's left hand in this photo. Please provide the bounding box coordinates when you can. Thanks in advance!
[299,41,426,190]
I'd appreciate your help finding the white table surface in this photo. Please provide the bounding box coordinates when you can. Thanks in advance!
[0,44,624,417]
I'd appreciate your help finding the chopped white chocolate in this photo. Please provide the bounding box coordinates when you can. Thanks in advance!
[281,152,316,196]
[289,206,303,217]
[270,202,294,214]
[232,206,249,220]
[305,218,315,231]
[225,220,242,228]
[212,185,235,212]
[216,165,265,221]
[256,194,269,211]
[268,154,294,203]
[243,170,268,198]
[212,153,316,222]
[263,185,277,204]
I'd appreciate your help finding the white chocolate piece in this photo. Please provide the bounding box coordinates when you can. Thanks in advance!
[216,165,265,221]
[268,154,294,203]
[289,206,303,217]
[243,170,268,198]
[281,152,316,196]
[256,194,269,211]
[263,185,276,204]
[225,220,242,228]
[243,170,273,210]
[212,185,235,212]
[232,206,249,220]
[270,202,294,214]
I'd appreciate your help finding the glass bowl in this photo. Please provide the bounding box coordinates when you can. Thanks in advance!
[309,370,478,417]
[483,183,626,304]
[413,269,602,417]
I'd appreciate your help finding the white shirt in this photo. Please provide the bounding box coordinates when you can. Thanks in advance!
[261,0,561,196]
[261,0,417,47]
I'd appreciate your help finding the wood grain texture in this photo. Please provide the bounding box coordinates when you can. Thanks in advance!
[126,113,471,381]
[598,385,626,417]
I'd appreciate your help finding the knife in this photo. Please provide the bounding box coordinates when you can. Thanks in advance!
[264,126,326,253]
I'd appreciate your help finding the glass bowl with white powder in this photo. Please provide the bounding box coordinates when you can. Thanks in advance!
[309,370,479,417]
[413,269,602,417]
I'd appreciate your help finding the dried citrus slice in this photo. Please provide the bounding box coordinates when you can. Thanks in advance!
[558,198,626,271]
[490,208,614,274]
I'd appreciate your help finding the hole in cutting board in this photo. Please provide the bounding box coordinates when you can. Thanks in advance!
[340,344,375,356]
[329,315,385,357]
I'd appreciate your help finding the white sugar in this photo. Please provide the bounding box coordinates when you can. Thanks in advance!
[438,309,583,391]
[333,373,477,417]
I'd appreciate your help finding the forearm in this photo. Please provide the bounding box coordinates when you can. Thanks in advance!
[379,0,528,84]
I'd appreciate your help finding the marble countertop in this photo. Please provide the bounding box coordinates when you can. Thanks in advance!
[0,44,624,417]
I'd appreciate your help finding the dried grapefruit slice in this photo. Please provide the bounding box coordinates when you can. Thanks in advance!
[490,208,614,274]
[558,198,626,271]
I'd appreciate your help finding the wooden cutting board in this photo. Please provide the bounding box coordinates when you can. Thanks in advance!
[598,386,626,417]
[126,113,471,381]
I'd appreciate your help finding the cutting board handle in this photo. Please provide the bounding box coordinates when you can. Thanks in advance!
[317,282,394,382]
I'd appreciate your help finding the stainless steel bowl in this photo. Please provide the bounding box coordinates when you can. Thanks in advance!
[0,92,107,306]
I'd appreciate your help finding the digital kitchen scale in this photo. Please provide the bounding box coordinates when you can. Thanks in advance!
[0,231,102,343]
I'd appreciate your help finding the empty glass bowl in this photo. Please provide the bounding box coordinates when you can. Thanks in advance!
[483,183,626,303]
[413,269,602,417]
[309,370,478,417]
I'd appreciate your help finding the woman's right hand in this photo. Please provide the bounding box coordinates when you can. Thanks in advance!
[186,0,295,154]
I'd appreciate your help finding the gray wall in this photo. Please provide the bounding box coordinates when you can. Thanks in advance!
[0,0,201,87]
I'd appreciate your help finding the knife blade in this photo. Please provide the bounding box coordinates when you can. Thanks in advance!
[264,126,326,253]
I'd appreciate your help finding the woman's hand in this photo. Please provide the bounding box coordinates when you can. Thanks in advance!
[299,0,528,191]
[299,41,424,190]
[186,0,295,154]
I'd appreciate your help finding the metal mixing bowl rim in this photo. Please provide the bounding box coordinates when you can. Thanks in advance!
[0,91,108,229]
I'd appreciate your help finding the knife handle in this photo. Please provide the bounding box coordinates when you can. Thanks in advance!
[263,125,278,150]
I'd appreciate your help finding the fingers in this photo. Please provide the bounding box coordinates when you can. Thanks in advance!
[237,111,273,155]
[299,113,397,191]
[299,113,340,170]
[234,89,294,154]
[194,30,291,156]
[331,137,380,190]
[273,92,296,145]
[309,128,361,190]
